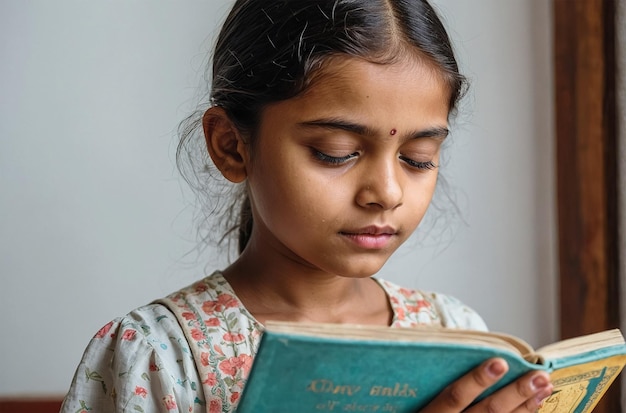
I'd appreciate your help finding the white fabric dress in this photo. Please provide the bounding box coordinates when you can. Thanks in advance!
[61,272,487,413]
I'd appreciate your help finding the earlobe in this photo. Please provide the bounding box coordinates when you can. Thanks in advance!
[202,107,248,183]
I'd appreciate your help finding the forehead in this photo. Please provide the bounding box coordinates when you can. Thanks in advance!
[285,56,451,122]
[305,54,449,93]
[255,55,451,144]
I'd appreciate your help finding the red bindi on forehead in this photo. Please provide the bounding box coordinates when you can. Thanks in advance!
[390,129,397,135]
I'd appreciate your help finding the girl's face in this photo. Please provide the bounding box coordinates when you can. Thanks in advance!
[244,56,450,278]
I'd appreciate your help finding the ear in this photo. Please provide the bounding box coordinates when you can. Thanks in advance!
[202,107,249,183]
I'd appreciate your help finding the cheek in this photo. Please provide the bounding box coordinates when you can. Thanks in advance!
[249,163,334,222]
[406,174,439,217]
[278,173,349,219]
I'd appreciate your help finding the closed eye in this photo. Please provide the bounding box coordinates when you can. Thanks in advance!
[399,156,438,170]
[312,149,359,165]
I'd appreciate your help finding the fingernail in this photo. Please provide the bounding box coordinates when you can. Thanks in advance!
[486,360,506,377]
[531,374,549,390]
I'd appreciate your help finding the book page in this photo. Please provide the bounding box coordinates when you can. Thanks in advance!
[264,321,534,357]
[536,329,625,361]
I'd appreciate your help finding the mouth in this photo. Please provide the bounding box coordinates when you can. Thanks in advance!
[341,225,397,236]
[339,226,398,249]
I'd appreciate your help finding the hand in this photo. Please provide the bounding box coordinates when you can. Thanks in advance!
[419,358,553,412]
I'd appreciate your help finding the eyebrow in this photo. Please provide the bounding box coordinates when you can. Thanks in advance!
[299,118,376,136]
[298,118,449,140]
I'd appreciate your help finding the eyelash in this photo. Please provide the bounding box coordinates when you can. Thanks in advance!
[312,150,438,170]
[313,150,359,164]
[399,156,438,170]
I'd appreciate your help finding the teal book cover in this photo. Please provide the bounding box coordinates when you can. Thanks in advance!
[235,322,626,413]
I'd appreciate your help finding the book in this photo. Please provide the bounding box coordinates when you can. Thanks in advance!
[236,321,626,413]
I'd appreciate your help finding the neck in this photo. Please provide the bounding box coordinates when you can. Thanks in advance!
[222,240,391,325]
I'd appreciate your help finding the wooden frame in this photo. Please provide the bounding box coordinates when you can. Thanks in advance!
[554,0,620,411]
[0,398,63,413]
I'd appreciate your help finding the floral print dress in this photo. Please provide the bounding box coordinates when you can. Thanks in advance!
[61,272,487,413]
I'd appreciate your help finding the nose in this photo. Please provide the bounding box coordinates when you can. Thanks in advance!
[355,158,403,210]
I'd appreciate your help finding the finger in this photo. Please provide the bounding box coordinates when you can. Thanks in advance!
[420,358,508,413]
[470,371,553,413]
[511,379,553,413]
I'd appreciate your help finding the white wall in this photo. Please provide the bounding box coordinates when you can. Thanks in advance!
[0,0,556,396]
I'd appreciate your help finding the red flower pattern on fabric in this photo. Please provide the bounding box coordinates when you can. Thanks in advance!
[205,317,220,326]
[218,354,253,376]
[406,299,431,313]
[213,344,225,356]
[223,332,245,343]
[182,312,196,321]
[121,329,136,341]
[202,293,239,314]
[200,352,210,367]
[162,395,177,410]
[204,372,218,386]
[190,328,205,341]
[398,287,414,297]
[208,399,222,413]
[94,321,114,339]
[135,386,148,398]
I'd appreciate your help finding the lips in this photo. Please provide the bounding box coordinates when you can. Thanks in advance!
[339,226,397,249]
[341,225,397,236]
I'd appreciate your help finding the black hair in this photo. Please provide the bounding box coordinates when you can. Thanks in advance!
[177,0,467,256]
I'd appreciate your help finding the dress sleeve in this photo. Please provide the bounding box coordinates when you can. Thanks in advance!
[428,292,489,332]
[61,305,205,413]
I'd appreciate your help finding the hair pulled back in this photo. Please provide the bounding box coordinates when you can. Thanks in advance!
[178,0,467,256]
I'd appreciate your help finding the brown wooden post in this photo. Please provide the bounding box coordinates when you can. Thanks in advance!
[0,399,63,413]
[554,0,620,411]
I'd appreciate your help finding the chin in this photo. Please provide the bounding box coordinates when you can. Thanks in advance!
[334,260,389,279]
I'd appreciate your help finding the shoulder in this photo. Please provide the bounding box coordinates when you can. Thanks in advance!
[376,278,488,331]
[75,302,192,370]
[166,271,236,302]
[63,271,261,413]
[156,271,260,338]
[62,303,204,412]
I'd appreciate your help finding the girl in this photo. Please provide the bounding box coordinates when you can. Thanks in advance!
[61,1,553,412]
